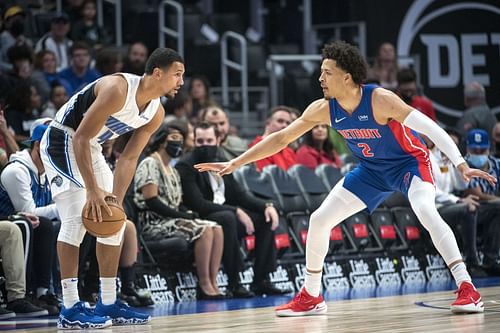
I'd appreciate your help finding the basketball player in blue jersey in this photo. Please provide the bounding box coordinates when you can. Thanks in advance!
[195,41,496,316]
[39,48,184,329]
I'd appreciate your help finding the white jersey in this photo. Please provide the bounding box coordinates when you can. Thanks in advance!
[54,73,160,143]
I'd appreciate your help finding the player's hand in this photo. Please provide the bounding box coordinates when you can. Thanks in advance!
[264,206,279,231]
[194,160,238,176]
[236,207,255,235]
[84,188,115,222]
[457,162,497,185]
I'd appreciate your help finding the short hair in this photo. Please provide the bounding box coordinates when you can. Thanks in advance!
[144,48,183,75]
[397,68,417,85]
[193,122,220,139]
[322,41,367,85]
[164,91,190,115]
[70,41,91,56]
[147,120,187,154]
[33,49,56,70]
[199,106,226,122]
[268,105,292,120]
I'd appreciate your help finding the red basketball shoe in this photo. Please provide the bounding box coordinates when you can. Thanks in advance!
[451,281,484,313]
[275,288,327,317]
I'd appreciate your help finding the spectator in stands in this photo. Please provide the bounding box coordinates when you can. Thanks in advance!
[6,44,33,81]
[176,122,291,297]
[464,129,500,275]
[428,129,486,276]
[0,5,33,72]
[95,47,123,76]
[296,124,343,169]
[35,13,73,71]
[122,42,148,75]
[367,42,398,90]
[492,123,500,159]
[135,122,224,299]
[5,80,42,142]
[456,82,496,139]
[0,124,60,314]
[200,106,248,160]
[189,75,216,119]
[249,106,297,171]
[396,67,437,122]
[32,50,71,96]
[58,42,100,95]
[66,0,85,23]
[163,91,192,124]
[71,0,110,51]
[0,107,19,168]
[41,81,69,118]
[0,219,48,319]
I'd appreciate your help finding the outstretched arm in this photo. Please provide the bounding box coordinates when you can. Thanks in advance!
[195,98,330,175]
[373,88,496,185]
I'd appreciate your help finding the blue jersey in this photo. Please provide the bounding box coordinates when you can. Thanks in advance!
[329,84,434,212]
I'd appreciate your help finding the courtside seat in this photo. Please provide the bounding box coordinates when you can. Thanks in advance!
[370,208,408,251]
[391,207,431,255]
[288,165,329,212]
[343,212,383,252]
[315,164,342,190]
[262,165,309,214]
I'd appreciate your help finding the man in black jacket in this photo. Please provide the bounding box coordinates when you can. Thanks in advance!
[176,122,289,297]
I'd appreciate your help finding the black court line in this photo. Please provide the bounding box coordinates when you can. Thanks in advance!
[415,298,500,313]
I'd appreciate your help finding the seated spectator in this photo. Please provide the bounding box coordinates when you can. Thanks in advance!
[5,80,42,142]
[71,0,110,51]
[32,50,71,96]
[200,106,248,161]
[122,42,148,75]
[41,81,69,118]
[296,124,343,169]
[95,47,123,76]
[163,91,192,124]
[0,219,48,319]
[456,82,496,138]
[6,44,33,82]
[189,75,216,119]
[0,106,19,168]
[58,42,100,95]
[429,129,486,276]
[464,129,500,275]
[35,13,73,71]
[176,122,291,297]
[396,67,437,121]
[249,106,297,171]
[0,5,33,72]
[134,123,224,299]
[367,42,398,90]
[492,123,500,159]
[0,124,59,314]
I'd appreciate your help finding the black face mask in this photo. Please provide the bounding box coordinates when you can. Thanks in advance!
[401,94,414,105]
[9,19,25,37]
[193,145,218,163]
[165,140,183,158]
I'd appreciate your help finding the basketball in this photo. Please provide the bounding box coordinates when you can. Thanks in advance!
[82,196,126,237]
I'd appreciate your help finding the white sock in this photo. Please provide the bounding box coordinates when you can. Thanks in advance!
[36,287,48,298]
[304,270,322,297]
[100,277,117,305]
[61,278,79,308]
[450,262,472,288]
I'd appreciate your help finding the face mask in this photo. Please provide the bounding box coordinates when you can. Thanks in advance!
[467,154,488,168]
[165,140,183,158]
[9,19,25,37]
[193,145,218,162]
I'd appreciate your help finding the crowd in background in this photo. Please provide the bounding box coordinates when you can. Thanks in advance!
[1,2,499,320]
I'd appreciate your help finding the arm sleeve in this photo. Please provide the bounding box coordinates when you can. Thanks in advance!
[403,110,466,167]
[145,197,194,219]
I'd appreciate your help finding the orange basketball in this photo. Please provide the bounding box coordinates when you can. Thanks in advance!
[82,196,126,237]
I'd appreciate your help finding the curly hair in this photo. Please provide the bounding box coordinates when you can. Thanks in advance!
[322,41,367,85]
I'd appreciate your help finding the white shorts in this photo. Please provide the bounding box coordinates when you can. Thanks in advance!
[40,122,124,246]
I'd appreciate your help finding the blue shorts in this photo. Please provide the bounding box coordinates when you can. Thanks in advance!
[342,162,434,213]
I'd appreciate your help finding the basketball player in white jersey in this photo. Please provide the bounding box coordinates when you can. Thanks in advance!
[40,48,184,329]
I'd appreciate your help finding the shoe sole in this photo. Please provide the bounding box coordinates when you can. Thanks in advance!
[0,313,16,320]
[275,302,328,317]
[57,318,113,329]
[12,310,49,318]
[111,316,151,325]
[451,301,484,314]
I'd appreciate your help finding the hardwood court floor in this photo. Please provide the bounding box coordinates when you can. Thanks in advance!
[6,286,500,333]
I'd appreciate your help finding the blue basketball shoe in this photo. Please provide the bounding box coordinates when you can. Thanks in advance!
[94,299,151,325]
[57,301,112,329]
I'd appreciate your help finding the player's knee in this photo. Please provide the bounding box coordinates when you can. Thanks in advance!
[96,222,126,246]
[57,217,86,247]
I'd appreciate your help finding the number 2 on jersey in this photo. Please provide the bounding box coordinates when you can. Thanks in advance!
[357,143,374,157]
